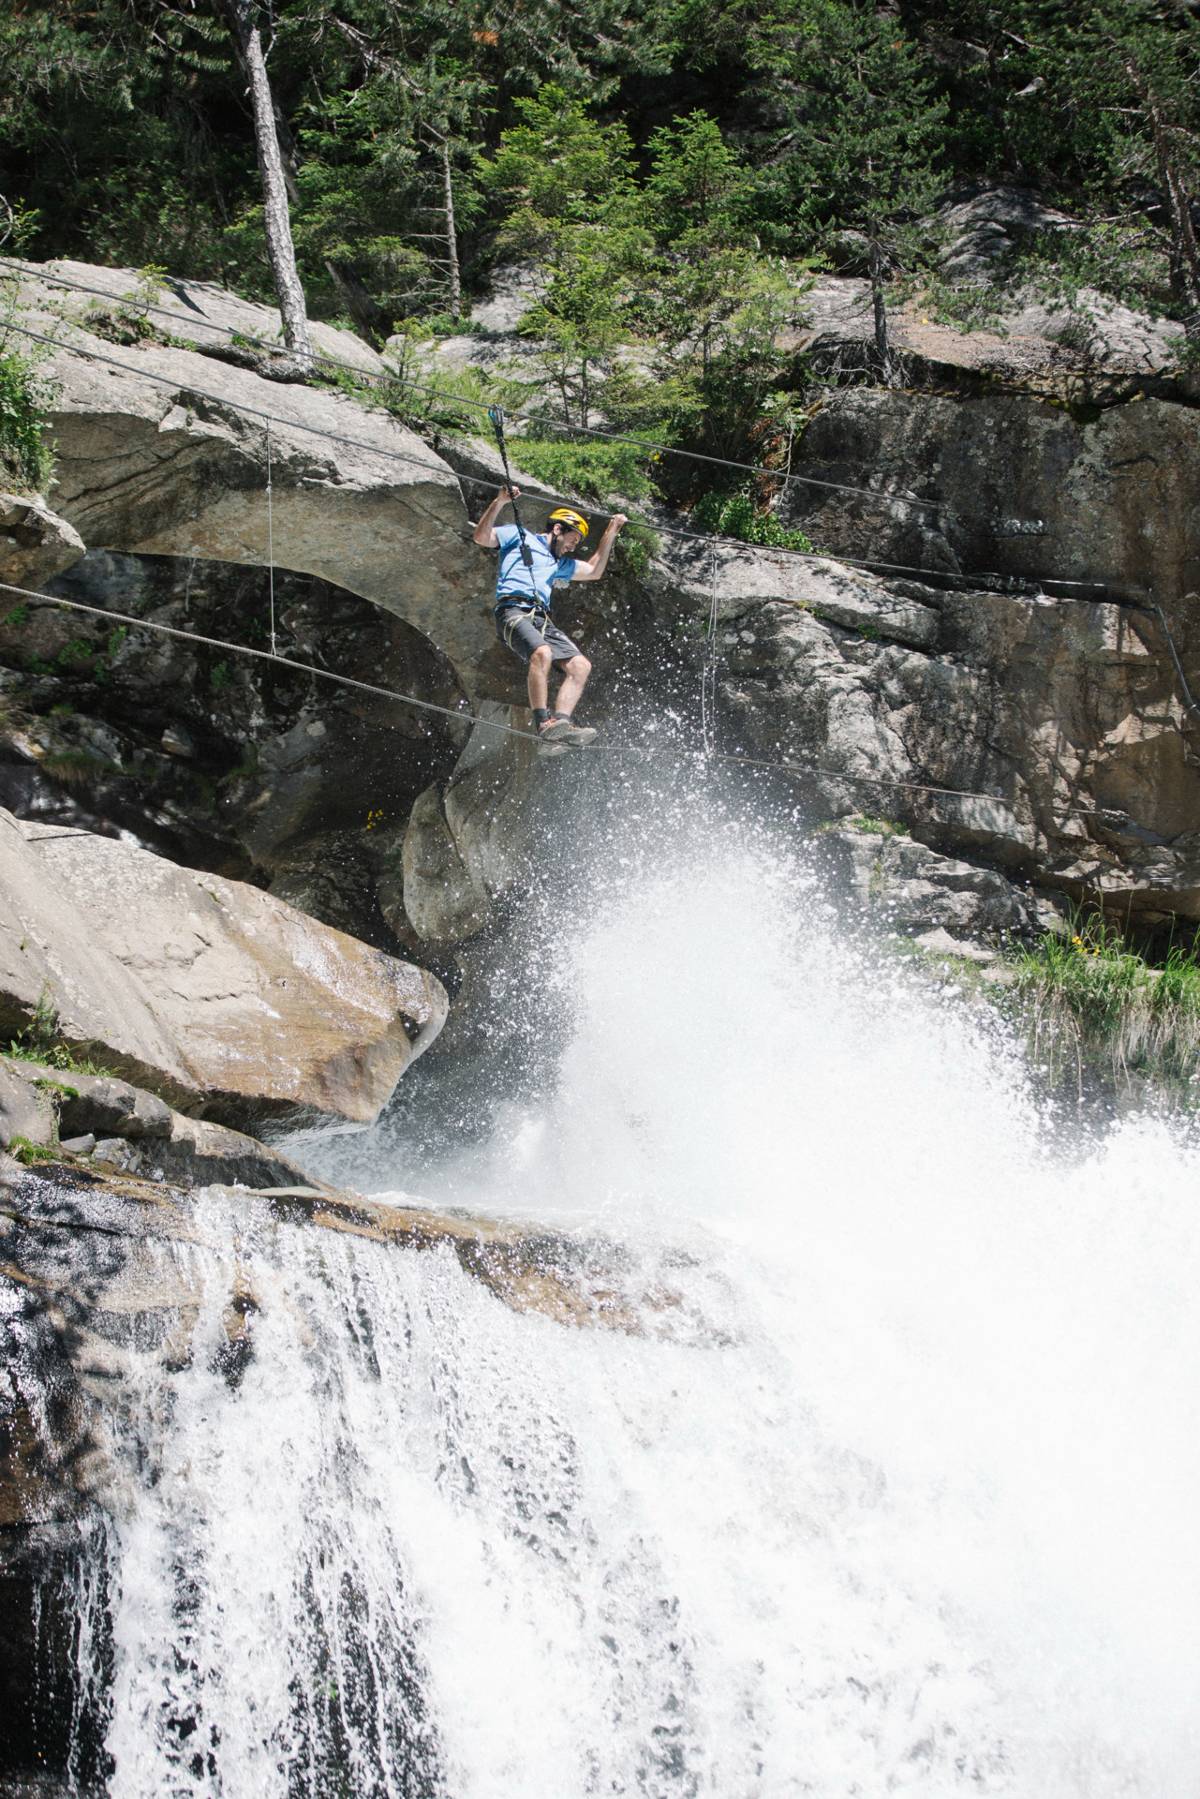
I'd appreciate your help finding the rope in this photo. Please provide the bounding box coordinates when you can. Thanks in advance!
[0,575,1126,821]
[700,540,721,758]
[265,419,277,655]
[0,256,1161,582]
[0,313,1133,606]
[1,257,960,523]
[1151,601,1200,720]
[485,404,534,568]
[0,579,527,742]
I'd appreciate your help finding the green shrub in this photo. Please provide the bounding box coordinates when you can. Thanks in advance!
[379,358,527,436]
[692,484,813,552]
[0,347,55,493]
[7,1135,59,1166]
[617,520,659,577]
[511,432,656,503]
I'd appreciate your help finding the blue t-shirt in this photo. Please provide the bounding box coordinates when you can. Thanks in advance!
[493,522,578,611]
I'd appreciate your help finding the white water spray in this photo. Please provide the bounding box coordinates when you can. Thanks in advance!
[92,789,1200,1797]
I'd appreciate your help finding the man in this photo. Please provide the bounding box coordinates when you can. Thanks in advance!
[473,486,627,751]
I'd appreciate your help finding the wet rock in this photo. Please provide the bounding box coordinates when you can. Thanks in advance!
[267,829,391,946]
[670,541,1200,922]
[392,783,491,950]
[818,826,1062,949]
[57,1134,95,1155]
[56,1072,173,1142]
[93,1112,321,1191]
[0,809,447,1125]
[396,702,563,951]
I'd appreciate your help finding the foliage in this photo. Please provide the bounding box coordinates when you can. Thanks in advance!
[510,433,657,502]
[6,1135,59,1166]
[483,89,651,428]
[616,520,659,578]
[2,0,1198,370]
[5,987,117,1077]
[1010,912,1200,1099]
[0,345,55,493]
[379,354,527,435]
[692,484,813,551]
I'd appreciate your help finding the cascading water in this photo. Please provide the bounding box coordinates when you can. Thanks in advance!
[52,770,1200,1796]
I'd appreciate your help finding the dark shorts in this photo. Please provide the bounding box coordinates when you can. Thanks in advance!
[495,603,581,666]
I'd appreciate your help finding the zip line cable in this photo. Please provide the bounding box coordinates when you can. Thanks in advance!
[0,257,1161,583]
[1,285,1194,793]
[0,257,961,523]
[0,578,517,738]
[0,576,1134,821]
[0,314,1136,605]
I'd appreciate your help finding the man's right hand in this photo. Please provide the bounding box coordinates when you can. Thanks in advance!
[500,485,521,503]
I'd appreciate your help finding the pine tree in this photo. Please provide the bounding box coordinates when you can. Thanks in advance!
[749,0,949,373]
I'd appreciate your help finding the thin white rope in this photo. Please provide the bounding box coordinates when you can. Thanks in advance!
[0,313,1134,604]
[700,540,721,758]
[2,575,1124,814]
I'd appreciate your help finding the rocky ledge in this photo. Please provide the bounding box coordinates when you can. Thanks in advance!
[0,808,446,1126]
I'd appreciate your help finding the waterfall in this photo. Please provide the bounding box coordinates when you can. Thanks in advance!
[41,779,1200,1796]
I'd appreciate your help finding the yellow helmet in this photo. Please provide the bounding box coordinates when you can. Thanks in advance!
[547,506,589,540]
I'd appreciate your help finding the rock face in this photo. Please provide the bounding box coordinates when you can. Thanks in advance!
[0,809,447,1124]
[662,544,1200,921]
[0,1053,330,1190]
[392,702,553,951]
[6,258,514,698]
[0,492,85,592]
[0,549,469,912]
[2,254,1198,961]
[779,388,1200,603]
[816,825,1061,954]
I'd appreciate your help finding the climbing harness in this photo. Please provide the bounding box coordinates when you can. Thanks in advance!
[0,574,1141,823]
[0,275,1193,826]
[486,405,534,568]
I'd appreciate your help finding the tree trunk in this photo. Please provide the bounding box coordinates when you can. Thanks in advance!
[438,141,463,323]
[222,0,312,365]
[1128,64,1200,345]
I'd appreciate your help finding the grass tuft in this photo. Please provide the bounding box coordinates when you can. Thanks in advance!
[1010,912,1200,1099]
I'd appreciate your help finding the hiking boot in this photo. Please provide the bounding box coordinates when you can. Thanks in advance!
[552,713,598,747]
[537,715,571,756]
